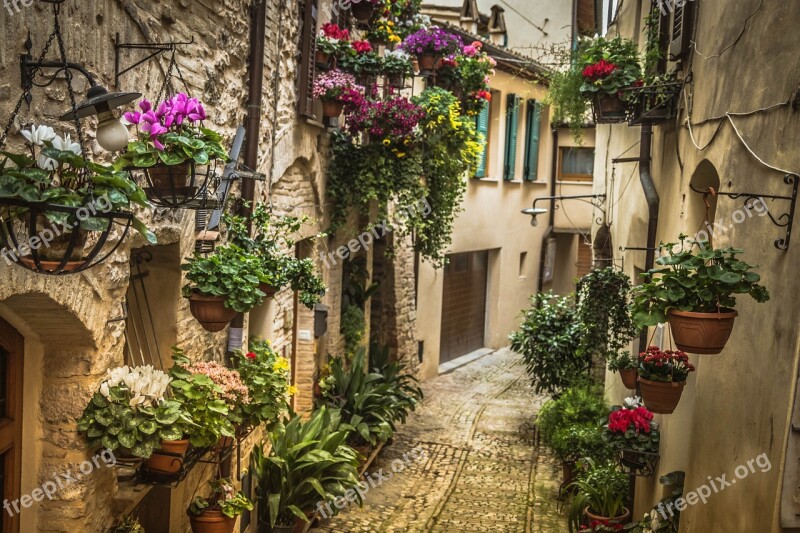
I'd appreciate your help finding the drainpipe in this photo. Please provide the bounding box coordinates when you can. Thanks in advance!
[537,127,559,293]
[638,124,658,349]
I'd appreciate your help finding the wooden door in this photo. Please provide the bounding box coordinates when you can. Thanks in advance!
[0,318,22,533]
[440,251,488,364]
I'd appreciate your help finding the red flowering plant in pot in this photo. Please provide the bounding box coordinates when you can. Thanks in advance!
[577,36,642,123]
[312,69,362,118]
[434,40,496,115]
[603,399,660,477]
[637,346,695,415]
[316,23,350,69]
[343,90,424,148]
[340,40,383,85]
[632,236,770,354]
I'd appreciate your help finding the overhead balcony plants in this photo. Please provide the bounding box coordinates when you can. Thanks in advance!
[340,40,383,86]
[343,92,424,145]
[604,400,660,477]
[633,237,770,354]
[182,244,266,332]
[579,36,642,123]
[400,26,463,73]
[351,0,381,24]
[312,69,362,118]
[188,478,253,533]
[0,125,155,274]
[434,40,495,115]
[567,458,630,532]
[115,93,229,209]
[78,364,191,460]
[637,346,695,414]
[316,23,350,70]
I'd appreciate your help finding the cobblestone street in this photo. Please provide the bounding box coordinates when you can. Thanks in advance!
[311,348,567,533]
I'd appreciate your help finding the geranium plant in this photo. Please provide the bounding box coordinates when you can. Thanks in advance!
[435,41,495,115]
[115,93,228,170]
[234,338,293,428]
[340,43,383,78]
[189,478,254,519]
[78,365,191,458]
[578,36,642,99]
[181,244,266,313]
[638,346,694,383]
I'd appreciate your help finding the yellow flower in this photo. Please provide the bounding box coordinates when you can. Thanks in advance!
[272,357,289,372]
[383,138,391,146]
[287,385,298,396]
[396,152,406,158]
[388,20,394,26]
[390,35,401,43]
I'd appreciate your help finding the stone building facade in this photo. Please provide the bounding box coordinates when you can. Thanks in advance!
[0,0,419,531]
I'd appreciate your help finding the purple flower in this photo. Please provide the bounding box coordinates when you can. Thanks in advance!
[139,100,152,113]
[124,111,141,125]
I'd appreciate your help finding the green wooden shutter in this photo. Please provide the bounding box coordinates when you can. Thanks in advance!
[504,94,520,181]
[474,103,490,178]
[523,100,542,181]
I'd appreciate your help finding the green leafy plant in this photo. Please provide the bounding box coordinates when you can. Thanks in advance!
[181,244,266,313]
[604,404,660,455]
[509,292,589,395]
[536,384,610,463]
[607,351,637,372]
[545,50,590,143]
[252,406,362,528]
[576,268,638,364]
[381,49,414,76]
[578,36,642,97]
[189,478,254,518]
[632,236,770,327]
[234,338,293,428]
[77,365,191,458]
[168,348,235,448]
[567,459,630,532]
[110,516,145,533]
[341,305,366,355]
[369,342,424,424]
[550,424,614,465]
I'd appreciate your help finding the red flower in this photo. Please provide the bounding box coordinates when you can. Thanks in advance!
[245,352,257,360]
[321,22,349,41]
[352,40,373,54]
[582,59,619,81]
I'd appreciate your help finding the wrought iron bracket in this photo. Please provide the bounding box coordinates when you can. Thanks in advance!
[20,32,96,94]
[114,33,195,88]
[689,173,799,250]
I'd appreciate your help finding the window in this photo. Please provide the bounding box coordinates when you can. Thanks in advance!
[0,318,22,533]
[559,147,595,182]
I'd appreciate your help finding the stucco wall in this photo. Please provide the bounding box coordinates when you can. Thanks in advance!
[597,1,800,531]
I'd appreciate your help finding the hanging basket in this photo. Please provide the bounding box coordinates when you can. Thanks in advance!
[188,291,237,332]
[315,50,336,71]
[189,509,236,533]
[416,53,438,74]
[617,449,660,477]
[668,309,738,354]
[591,93,629,124]
[625,82,682,125]
[321,100,345,118]
[639,377,686,414]
[619,368,638,389]
[144,439,190,474]
[0,198,133,275]
[134,160,218,210]
[351,2,375,23]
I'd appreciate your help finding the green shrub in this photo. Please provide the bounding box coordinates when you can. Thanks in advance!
[537,385,610,462]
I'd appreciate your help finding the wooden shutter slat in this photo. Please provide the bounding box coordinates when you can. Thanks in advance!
[474,103,490,178]
[504,94,519,181]
[523,100,541,181]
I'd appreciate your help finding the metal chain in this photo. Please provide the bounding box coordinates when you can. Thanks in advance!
[155,52,177,104]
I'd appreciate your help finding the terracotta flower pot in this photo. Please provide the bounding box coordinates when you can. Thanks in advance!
[190,510,236,533]
[292,512,314,533]
[18,214,89,271]
[417,53,437,72]
[561,461,576,485]
[145,439,190,474]
[639,377,686,414]
[668,309,738,354]
[351,1,374,22]
[189,292,237,332]
[258,283,279,297]
[321,100,344,118]
[386,73,406,88]
[315,50,335,69]
[619,368,638,389]
[585,506,630,525]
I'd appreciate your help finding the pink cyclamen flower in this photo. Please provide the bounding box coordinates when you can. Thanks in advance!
[123,111,141,125]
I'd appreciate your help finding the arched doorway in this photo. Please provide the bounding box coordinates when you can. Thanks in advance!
[0,318,22,533]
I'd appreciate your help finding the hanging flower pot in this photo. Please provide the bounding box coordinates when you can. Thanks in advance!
[190,510,236,533]
[668,309,738,354]
[638,377,685,414]
[188,291,237,332]
[619,368,638,389]
[351,1,375,23]
[258,283,279,298]
[618,449,660,477]
[145,439,190,474]
[417,53,437,72]
[592,93,628,123]
[315,50,336,70]
[18,215,88,272]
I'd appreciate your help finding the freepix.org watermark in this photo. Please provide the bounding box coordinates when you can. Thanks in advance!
[657,452,771,520]
[4,0,33,16]
[0,194,114,266]
[655,0,698,16]
[316,446,428,519]
[691,196,769,247]
[3,449,117,517]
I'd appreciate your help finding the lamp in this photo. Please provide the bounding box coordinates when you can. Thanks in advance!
[521,207,548,226]
[59,85,141,151]
[523,194,607,227]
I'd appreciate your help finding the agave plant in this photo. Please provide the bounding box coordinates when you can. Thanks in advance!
[321,349,396,446]
[369,342,423,425]
[252,407,362,528]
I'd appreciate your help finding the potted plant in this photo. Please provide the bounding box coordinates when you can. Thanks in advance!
[633,237,770,354]
[78,364,190,460]
[350,0,381,23]
[366,18,402,47]
[381,49,414,88]
[234,338,294,429]
[168,348,236,454]
[604,402,660,476]
[567,459,630,532]
[181,244,266,331]
[316,23,350,68]
[339,41,383,85]
[433,41,495,115]
[369,342,424,426]
[400,26,464,72]
[637,346,695,414]
[189,478,253,533]
[0,125,155,272]
[607,352,638,389]
[110,516,145,533]
[252,407,362,532]
[116,94,229,205]
[578,36,642,123]
[343,94,424,146]
[312,69,362,118]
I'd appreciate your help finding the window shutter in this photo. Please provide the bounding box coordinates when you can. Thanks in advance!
[669,1,695,59]
[504,94,520,181]
[474,103,490,178]
[523,100,542,181]
[298,0,319,118]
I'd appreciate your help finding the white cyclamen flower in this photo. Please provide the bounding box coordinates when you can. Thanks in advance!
[624,396,643,408]
[21,124,56,146]
[99,382,110,399]
[52,133,81,155]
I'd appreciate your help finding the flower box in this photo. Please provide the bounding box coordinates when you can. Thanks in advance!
[625,81,682,125]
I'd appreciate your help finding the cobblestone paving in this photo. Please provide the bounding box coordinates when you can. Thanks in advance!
[310,348,568,533]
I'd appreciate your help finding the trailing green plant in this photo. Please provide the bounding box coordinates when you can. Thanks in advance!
[544,47,590,143]
[509,292,589,395]
[567,459,630,532]
[234,338,293,428]
[189,478,254,518]
[181,244,266,313]
[576,268,638,363]
[320,349,396,446]
[632,236,770,328]
[78,364,191,458]
[370,341,423,424]
[168,348,235,448]
[341,305,366,355]
[252,406,362,528]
